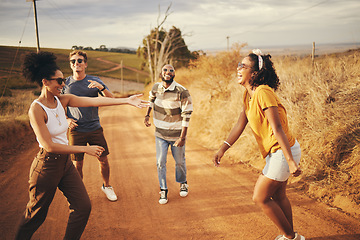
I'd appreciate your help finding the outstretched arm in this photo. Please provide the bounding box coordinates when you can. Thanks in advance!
[60,93,149,109]
[264,106,301,177]
[213,109,248,166]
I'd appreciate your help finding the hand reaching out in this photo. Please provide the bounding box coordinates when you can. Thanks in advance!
[127,94,150,108]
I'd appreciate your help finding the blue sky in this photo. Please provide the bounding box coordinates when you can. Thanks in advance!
[0,0,359,51]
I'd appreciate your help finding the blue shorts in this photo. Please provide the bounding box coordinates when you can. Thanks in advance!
[262,140,301,182]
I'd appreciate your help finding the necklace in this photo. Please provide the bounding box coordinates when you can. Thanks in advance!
[51,109,62,126]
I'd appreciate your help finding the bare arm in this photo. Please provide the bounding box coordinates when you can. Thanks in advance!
[264,106,301,176]
[60,93,149,109]
[28,103,104,156]
[213,109,248,166]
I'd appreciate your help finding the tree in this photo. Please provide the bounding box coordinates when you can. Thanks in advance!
[137,4,196,83]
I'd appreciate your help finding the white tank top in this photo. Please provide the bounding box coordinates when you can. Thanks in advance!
[33,96,69,148]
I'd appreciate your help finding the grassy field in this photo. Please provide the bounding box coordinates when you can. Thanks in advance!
[0,45,149,97]
[1,44,360,217]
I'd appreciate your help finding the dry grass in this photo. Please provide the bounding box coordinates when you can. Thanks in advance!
[169,46,360,209]
[2,45,360,213]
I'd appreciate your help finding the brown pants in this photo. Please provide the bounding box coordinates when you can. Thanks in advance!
[15,149,91,240]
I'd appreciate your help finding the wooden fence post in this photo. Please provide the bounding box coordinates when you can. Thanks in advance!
[312,42,316,66]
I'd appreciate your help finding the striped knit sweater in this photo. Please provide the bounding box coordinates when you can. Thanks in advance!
[149,81,193,141]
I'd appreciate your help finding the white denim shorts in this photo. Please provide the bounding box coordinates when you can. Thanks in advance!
[262,140,301,182]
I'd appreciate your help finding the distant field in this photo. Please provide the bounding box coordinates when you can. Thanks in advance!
[0,45,149,96]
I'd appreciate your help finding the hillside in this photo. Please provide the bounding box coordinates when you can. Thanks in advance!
[0,45,149,97]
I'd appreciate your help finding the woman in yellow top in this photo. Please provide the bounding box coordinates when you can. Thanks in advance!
[213,49,305,240]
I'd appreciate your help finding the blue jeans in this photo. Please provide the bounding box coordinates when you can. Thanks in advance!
[155,136,187,190]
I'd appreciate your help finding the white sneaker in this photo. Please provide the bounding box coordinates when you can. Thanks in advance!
[179,183,188,197]
[159,189,168,204]
[275,233,305,240]
[101,184,117,201]
[295,233,305,240]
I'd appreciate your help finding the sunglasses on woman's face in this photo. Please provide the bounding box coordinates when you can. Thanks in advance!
[237,62,251,69]
[70,59,84,64]
[162,68,174,72]
[48,77,66,85]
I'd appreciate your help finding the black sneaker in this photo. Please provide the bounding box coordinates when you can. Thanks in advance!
[180,182,188,197]
[159,189,168,204]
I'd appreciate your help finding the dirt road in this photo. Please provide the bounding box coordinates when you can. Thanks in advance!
[1,105,359,240]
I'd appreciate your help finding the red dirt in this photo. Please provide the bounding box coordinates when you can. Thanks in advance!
[0,106,359,239]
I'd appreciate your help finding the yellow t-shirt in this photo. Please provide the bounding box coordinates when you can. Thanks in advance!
[243,85,295,158]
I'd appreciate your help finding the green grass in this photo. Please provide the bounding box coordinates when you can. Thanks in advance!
[0,45,149,96]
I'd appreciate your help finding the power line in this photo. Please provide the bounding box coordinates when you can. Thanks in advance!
[46,0,74,27]
[1,4,32,99]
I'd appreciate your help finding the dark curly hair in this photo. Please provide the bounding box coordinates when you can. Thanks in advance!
[22,51,60,87]
[248,53,280,91]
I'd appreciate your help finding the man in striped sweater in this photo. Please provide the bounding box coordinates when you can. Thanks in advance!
[144,64,193,205]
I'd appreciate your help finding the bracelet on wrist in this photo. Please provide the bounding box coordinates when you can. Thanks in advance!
[224,141,232,147]
[145,115,150,118]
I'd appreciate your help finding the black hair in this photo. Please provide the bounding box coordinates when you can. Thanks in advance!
[22,51,60,87]
[248,53,280,91]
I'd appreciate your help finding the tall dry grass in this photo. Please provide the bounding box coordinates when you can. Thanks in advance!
[3,45,360,209]
[0,90,37,165]
[168,45,360,206]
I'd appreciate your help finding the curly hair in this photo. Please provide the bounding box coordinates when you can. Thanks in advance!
[22,51,59,87]
[248,53,280,91]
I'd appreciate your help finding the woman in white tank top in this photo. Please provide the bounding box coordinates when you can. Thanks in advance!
[16,52,149,240]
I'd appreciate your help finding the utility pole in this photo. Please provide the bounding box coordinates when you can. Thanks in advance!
[226,36,230,51]
[121,60,124,94]
[27,0,40,52]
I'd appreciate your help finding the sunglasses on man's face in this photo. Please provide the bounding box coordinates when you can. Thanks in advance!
[48,77,66,85]
[162,68,174,72]
[70,59,84,64]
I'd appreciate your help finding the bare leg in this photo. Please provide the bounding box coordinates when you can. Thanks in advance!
[73,160,84,179]
[99,156,110,187]
[252,175,295,239]
[273,182,294,230]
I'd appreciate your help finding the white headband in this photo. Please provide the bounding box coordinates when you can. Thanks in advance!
[252,49,263,70]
